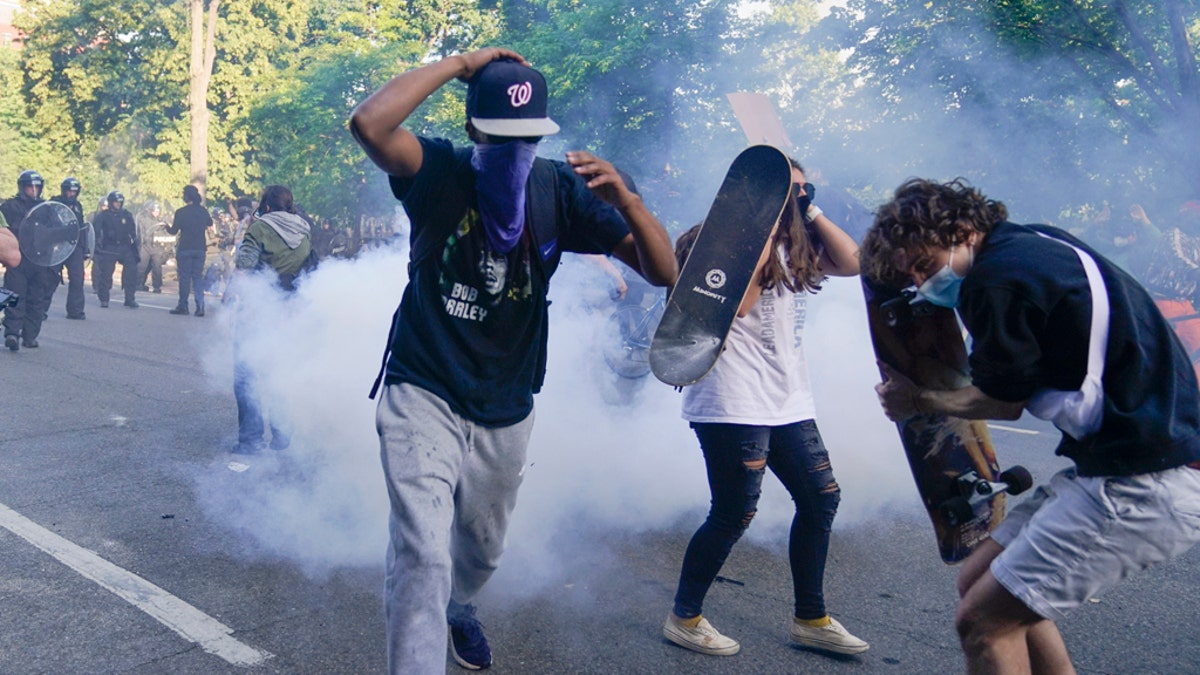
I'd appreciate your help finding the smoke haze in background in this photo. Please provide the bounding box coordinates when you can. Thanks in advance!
[191,236,915,590]
[188,13,1128,592]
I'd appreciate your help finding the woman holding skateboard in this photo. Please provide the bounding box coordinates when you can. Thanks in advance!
[662,159,868,657]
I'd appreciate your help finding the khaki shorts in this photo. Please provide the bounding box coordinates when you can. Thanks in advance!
[990,464,1200,622]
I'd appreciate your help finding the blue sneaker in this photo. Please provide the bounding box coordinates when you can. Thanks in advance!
[447,602,491,670]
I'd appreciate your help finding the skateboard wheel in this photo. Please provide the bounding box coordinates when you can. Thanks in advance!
[999,465,1034,496]
[939,497,975,527]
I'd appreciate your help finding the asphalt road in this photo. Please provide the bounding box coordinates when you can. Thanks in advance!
[1,272,1197,674]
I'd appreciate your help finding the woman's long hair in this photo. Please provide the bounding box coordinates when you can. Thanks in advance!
[673,157,825,294]
[760,159,823,294]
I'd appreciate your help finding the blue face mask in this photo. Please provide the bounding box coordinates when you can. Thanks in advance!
[917,244,971,308]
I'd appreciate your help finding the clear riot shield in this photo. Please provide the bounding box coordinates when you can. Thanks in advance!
[83,222,95,258]
[18,201,79,266]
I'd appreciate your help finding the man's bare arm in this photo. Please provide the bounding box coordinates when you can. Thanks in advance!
[568,151,677,287]
[0,228,20,268]
[875,361,1026,421]
[348,48,528,178]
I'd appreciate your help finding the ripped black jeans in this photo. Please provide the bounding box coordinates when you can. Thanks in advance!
[672,419,841,621]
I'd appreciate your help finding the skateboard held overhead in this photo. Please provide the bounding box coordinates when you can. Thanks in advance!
[649,145,792,387]
[863,278,1033,564]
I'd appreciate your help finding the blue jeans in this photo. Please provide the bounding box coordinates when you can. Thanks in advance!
[175,249,206,311]
[673,420,841,620]
[232,312,288,450]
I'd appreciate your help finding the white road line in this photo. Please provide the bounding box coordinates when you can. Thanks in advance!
[987,423,1040,435]
[0,501,273,667]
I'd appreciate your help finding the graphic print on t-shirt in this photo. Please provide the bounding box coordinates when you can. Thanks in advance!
[438,210,533,323]
[792,292,807,349]
[760,291,778,354]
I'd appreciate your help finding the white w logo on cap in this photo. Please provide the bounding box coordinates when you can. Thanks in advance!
[508,82,533,108]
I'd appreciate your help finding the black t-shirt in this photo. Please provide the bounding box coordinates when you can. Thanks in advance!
[960,222,1200,476]
[384,137,630,426]
[170,203,213,252]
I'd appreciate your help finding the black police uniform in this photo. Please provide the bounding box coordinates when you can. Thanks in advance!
[51,191,89,319]
[2,192,60,348]
[94,202,141,307]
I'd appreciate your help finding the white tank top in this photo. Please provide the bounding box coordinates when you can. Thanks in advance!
[681,283,818,425]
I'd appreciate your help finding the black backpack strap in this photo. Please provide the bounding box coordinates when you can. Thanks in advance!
[525,159,562,392]
[370,181,472,399]
[525,158,563,281]
[368,305,401,400]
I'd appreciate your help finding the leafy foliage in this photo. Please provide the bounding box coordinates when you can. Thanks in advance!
[7,0,1198,232]
[817,0,1200,221]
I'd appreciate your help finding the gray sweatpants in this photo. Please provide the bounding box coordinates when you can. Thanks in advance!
[377,382,533,674]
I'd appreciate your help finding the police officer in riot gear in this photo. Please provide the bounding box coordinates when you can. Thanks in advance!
[136,202,172,294]
[93,190,140,308]
[1,170,60,350]
[52,177,90,320]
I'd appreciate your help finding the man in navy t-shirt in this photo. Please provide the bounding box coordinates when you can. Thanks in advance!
[864,178,1200,674]
[350,48,677,673]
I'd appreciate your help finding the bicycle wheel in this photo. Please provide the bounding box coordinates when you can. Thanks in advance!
[602,304,653,378]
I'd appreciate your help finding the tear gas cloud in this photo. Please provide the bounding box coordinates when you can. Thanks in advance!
[189,10,1151,589]
[191,239,913,587]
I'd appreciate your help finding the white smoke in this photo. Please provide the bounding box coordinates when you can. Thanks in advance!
[190,239,916,587]
[192,246,404,575]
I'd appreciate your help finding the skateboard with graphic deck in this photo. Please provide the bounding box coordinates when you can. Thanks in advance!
[649,145,792,387]
[863,278,1033,564]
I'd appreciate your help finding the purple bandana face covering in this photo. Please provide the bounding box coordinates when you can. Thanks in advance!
[471,140,539,254]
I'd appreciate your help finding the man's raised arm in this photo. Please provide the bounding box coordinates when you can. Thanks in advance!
[349,48,530,178]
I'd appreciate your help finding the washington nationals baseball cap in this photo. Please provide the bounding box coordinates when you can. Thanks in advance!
[466,60,560,138]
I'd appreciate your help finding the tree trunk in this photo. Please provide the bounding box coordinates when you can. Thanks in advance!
[188,0,219,197]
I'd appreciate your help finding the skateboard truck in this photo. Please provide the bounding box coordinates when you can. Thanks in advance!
[938,466,1034,527]
[880,289,937,328]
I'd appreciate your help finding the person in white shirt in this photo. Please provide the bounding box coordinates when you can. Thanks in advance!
[663,159,868,658]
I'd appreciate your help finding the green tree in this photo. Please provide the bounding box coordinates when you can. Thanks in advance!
[818,0,1200,218]
[496,0,802,230]
[189,0,219,194]
[16,0,330,204]
[241,0,503,223]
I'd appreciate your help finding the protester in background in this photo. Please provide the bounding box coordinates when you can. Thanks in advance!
[227,184,314,454]
[52,177,90,320]
[135,202,172,294]
[204,208,235,296]
[168,185,212,317]
[2,170,57,350]
[864,178,1200,674]
[312,218,335,259]
[89,196,107,296]
[663,160,868,659]
[93,191,140,309]
[350,47,677,673]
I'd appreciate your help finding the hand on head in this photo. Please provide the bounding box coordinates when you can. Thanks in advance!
[565,151,634,209]
[456,48,530,82]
